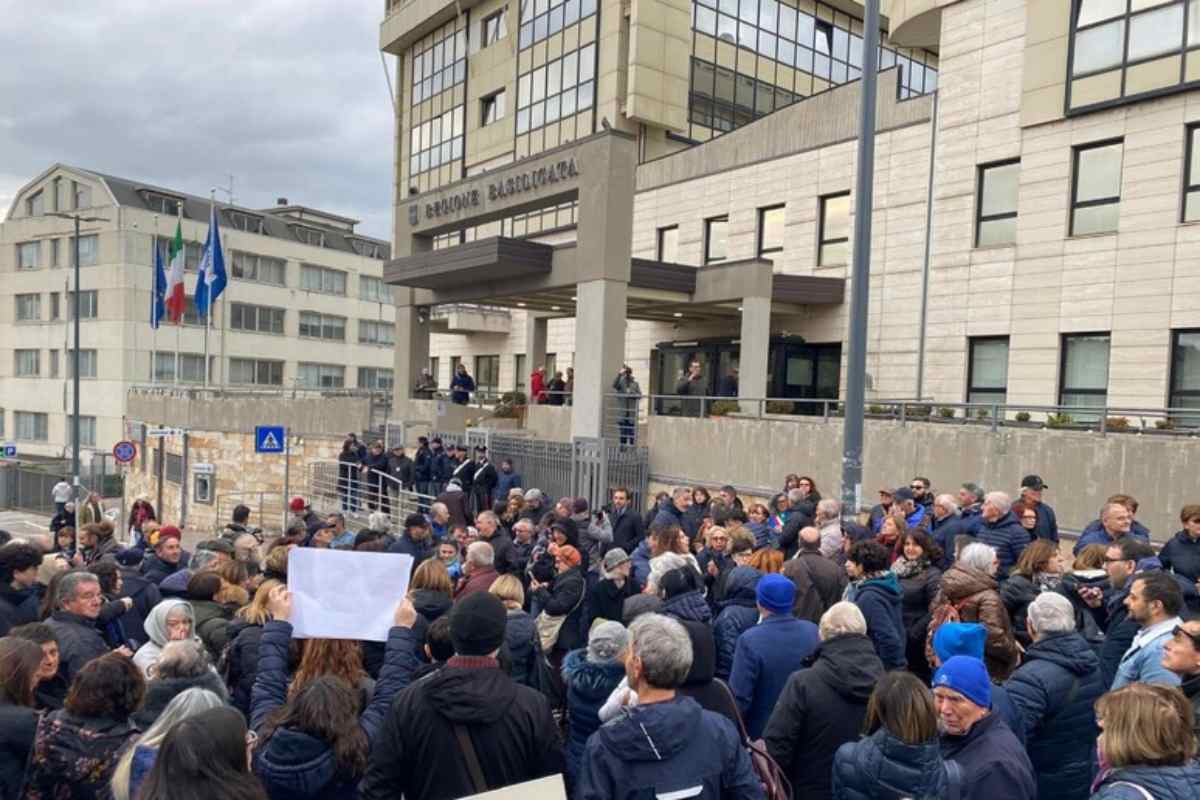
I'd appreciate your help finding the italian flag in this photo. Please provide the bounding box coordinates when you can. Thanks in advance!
[164,220,186,323]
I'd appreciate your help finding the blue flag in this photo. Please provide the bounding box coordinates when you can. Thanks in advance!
[151,238,167,329]
[194,204,228,319]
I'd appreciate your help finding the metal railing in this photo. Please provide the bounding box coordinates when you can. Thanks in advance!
[602,393,1200,446]
[129,383,392,401]
[214,492,288,538]
[306,462,435,532]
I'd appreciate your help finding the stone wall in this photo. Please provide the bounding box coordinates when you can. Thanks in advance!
[645,414,1200,541]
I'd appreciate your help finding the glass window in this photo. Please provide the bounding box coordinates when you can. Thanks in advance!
[66,350,98,379]
[1073,19,1125,75]
[514,354,527,393]
[14,412,48,442]
[68,290,98,320]
[818,192,851,266]
[49,350,59,378]
[50,293,60,320]
[15,294,40,322]
[1186,125,1200,222]
[14,350,39,376]
[359,319,395,346]
[482,90,506,125]
[300,264,347,295]
[1127,4,1183,61]
[657,226,680,262]
[231,252,286,285]
[758,205,785,255]
[1072,141,1123,236]
[230,303,285,334]
[967,337,1009,405]
[17,241,39,270]
[229,358,283,386]
[483,9,508,44]
[73,183,92,209]
[1171,329,1200,425]
[66,415,97,447]
[76,235,98,267]
[475,355,501,395]
[26,191,44,217]
[976,160,1020,247]
[297,363,345,389]
[358,367,394,391]
[299,311,346,341]
[704,216,729,263]
[1060,333,1111,415]
[1077,0,1126,26]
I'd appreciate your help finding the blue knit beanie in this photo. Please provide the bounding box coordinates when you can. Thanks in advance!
[932,622,987,664]
[756,573,795,614]
[932,655,991,708]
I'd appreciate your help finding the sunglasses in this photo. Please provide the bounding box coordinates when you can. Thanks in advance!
[1174,625,1200,649]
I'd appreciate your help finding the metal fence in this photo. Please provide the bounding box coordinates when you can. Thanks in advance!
[428,429,650,513]
[305,462,434,532]
[603,393,1200,446]
[0,454,123,515]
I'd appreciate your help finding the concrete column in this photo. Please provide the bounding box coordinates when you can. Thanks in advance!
[572,278,627,439]
[392,288,430,419]
[524,312,548,372]
[739,295,772,414]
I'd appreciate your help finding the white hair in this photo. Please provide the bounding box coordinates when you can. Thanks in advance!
[368,511,391,532]
[476,510,499,526]
[110,688,226,800]
[1027,592,1075,636]
[430,502,449,517]
[984,491,1012,515]
[466,540,494,568]
[647,552,691,595]
[935,494,960,515]
[819,601,867,641]
[959,542,997,574]
[817,498,841,519]
[628,613,693,689]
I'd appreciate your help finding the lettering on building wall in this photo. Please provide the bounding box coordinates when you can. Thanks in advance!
[415,157,581,224]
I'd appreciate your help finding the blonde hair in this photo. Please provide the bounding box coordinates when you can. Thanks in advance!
[410,559,453,596]
[1096,683,1196,768]
[704,526,730,550]
[235,578,283,625]
[488,574,525,610]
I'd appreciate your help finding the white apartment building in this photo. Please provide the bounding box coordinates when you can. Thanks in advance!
[0,165,394,458]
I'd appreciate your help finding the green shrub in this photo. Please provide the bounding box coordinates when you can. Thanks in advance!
[908,404,932,417]
[501,390,528,406]
[938,407,956,419]
[975,408,990,419]
[1015,411,1031,422]
[765,400,795,414]
[1156,419,1176,430]
[708,400,741,416]
[868,404,887,415]
[1046,412,1074,428]
[1105,416,1130,431]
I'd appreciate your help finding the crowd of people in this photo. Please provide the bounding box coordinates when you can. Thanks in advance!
[2,467,1200,799]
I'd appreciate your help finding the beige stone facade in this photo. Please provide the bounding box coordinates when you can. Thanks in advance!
[1,165,395,459]
[382,0,1200,416]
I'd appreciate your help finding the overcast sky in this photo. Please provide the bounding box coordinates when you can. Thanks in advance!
[0,1,396,239]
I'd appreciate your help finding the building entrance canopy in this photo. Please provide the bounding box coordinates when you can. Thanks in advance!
[385,129,844,438]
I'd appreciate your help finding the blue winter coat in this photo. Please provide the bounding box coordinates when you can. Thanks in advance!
[251,621,419,799]
[1091,764,1200,800]
[931,514,972,569]
[630,539,654,590]
[496,471,522,498]
[849,572,907,670]
[1004,631,1104,800]
[978,511,1028,576]
[939,711,1036,800]
[1158,530,1200,581]
[503,609,538,689]
[576,696,762,800]
[832,729,948,800]
[1029,502,1059,542]
[713,567,762,681]
[450,372,475,404]
[387,534,434,568]
[729,613,820,739]
[1073,519,1152,555]
[746,521,776,550]
[662,589,712,625]
[561,649,625,785]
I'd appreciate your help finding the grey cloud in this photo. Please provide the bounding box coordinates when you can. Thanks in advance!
[0,0,396,238]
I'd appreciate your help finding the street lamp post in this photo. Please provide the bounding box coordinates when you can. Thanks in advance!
[841,0,881,522]
[48,212,108,507]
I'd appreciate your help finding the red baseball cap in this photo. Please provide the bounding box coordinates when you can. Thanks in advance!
[289,497,307,512]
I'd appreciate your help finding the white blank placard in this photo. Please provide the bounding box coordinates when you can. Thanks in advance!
[287,548,414,642]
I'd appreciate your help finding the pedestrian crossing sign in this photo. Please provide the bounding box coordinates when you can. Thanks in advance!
[255,426,286,454]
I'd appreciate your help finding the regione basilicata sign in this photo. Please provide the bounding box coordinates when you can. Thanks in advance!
[408,157,581,228]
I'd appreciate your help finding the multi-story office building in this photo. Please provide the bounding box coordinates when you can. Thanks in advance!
[1,165,393,457]
[379,0,1200,421]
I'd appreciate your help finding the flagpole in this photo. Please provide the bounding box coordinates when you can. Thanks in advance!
[204,191,214,388]
[152,214,159,384]
[174,204,181,387]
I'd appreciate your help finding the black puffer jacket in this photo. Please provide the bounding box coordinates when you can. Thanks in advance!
[712,567,761,681]
[503,609,538,689]
[764,634,885,800]
[832,729,948,800]
[225,619,265,715]
[533,566,586,653]
[45,610,109,683]
[1003,631,1104,800]
[133,671,229,729]
[409,589,453,657]
[359,660,564,800]
[0,698,37,800]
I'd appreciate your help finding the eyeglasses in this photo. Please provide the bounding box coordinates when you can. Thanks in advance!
[1174,625,1200,649]
[910,484,923,490]
[1102,556,1128,564]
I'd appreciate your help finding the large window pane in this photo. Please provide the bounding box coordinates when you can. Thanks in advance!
[977,160,1020,246]
[1072,19,1125,75]
[758,205,785,254]
[1076,142,1124,200]
[819,193,850,266]
[968,337,1009,405]
[1060,334,1110,417]
[1078,0,1127,26]
[1128,4,1184,61]
[657,226,679,262]
[705,216,728,263]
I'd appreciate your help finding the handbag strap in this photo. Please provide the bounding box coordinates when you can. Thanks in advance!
[945,759,963,800]
[1111,782,1155,800]
[453,724,488,794]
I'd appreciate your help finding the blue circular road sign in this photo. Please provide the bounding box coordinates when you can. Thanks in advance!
[113,440,137,464]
